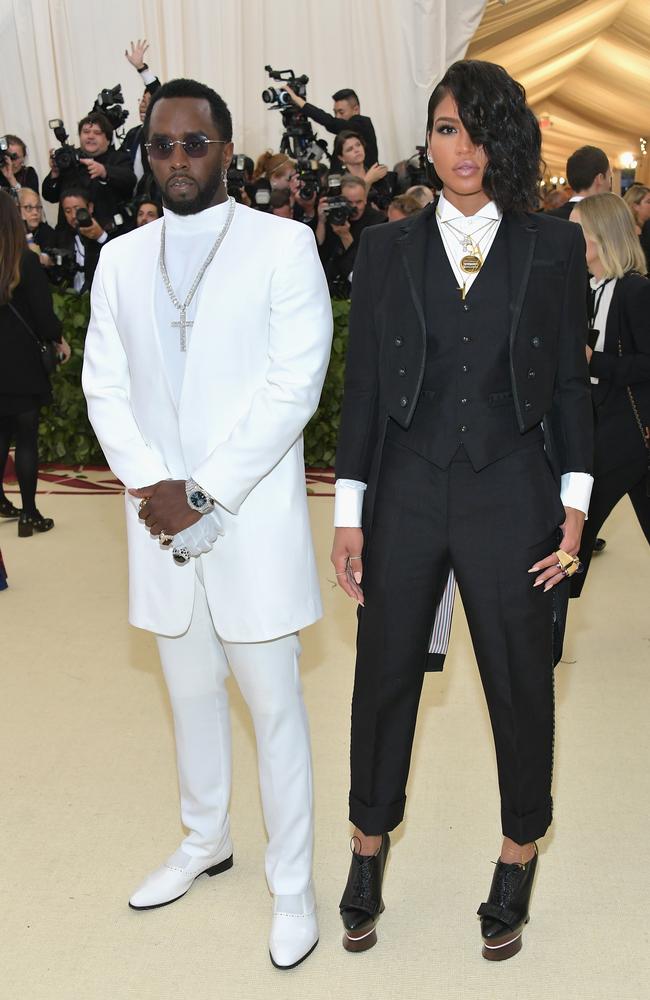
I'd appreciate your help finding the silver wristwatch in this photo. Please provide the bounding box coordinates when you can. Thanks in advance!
[185,478,215,515]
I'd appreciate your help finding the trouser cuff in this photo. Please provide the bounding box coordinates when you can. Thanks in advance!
[501,798,553,844]
[349,793,406,835]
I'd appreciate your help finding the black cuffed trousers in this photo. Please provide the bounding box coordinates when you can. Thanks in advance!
[349,436,566,845]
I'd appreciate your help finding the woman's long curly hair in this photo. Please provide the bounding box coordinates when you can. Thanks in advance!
[426,60,542,213]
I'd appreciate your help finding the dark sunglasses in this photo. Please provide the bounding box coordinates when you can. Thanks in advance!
[144,133,226,161]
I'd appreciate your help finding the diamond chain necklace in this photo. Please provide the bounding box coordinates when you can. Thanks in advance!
[159,196,236,352]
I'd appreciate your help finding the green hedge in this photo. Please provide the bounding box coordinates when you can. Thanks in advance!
[39,290,350,469]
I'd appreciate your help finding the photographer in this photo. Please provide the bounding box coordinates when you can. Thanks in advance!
[54,187,112,293]
[120,39,161,195]
[42,112,135,229]
[332,130,391,209]
[316,175,386,295]
[281,84,378,168]
[17,189,56,266]
[0,135,39,197]
[135,198,162,227]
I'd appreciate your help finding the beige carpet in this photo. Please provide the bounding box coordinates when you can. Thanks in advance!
[1,492,649,1000]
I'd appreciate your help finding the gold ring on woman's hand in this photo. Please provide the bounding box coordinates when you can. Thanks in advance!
[555,549,580,577]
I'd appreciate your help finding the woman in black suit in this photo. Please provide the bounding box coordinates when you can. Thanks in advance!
[0,191,70,535]
[569,193,650,595]
[331,60,593,961]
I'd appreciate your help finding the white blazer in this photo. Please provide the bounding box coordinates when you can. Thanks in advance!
[82,204,333,641]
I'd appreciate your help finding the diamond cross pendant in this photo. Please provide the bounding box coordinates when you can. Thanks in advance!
[171,309,194,352]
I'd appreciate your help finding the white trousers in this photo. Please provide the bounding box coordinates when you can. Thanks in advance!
[155,563,314,896]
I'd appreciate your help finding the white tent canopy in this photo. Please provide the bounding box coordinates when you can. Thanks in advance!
[468,0,650,178]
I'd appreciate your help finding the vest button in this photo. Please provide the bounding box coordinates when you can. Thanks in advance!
[459,425,468,433]
[527,369,536,379]
[463,303,470,312]
[399,396,408,407]
[398,367,407,377]
[462,336,471,343]
[531,336,541,348]
[461,364,469,373]
[394,336,403,347]
[524,399,532,410]
[460,397,468,405]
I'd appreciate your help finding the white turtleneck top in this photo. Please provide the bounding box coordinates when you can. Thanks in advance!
[157,198,232,404]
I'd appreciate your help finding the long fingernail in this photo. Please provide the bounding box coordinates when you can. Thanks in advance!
[543,583,552,592]
[528,566,539,573]
[354,572,362,584]
[533,579,544,587]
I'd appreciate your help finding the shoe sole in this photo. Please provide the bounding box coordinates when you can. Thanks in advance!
[128,854,233,911]
[342,900,385,953]
[270,938,319,970]
[481,917,529,962]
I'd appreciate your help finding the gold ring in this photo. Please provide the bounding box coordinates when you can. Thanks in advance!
[138,499,148,513]
[555,549,580,577]
[335,572,348,577]
[159,532,174,547]
[349,555,362,561]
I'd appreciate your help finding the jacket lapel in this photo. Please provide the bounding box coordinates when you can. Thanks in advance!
[504,211,538,355]
[396,203,434,362]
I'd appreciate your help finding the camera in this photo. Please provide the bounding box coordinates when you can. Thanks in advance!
[92,84,129,132]
[323,174,355,226]
[48,120,81,172]
[261,65,330,175]
[0,135,18,168]
[40,245,78,286]
[75,206,93,228]
[406,146,430,188]
[262,66,308,109]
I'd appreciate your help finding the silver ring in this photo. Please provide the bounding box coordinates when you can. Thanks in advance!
[349,555,362,561]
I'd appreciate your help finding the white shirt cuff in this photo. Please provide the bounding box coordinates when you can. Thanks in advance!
[334,479,366,527]
[560,472,593,518]
[97,231,108,244]
[139,67,157,86]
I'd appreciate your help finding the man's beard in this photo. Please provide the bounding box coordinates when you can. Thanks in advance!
[162,168,223,216]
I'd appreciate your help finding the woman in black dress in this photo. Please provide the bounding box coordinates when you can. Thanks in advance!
[569,193,650,594]
[0,190,69,535]
[331,60,593,961]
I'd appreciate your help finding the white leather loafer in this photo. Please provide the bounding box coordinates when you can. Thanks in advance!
[128,846,233,910]
[269,884,319,970]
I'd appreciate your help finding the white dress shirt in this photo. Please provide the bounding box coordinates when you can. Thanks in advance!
[589,275,617,385]
[334,192,593,527]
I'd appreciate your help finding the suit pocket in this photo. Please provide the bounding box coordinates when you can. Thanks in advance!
[488,390,513,407]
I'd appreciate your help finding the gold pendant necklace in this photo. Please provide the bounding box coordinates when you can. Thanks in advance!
[460,249,483,274]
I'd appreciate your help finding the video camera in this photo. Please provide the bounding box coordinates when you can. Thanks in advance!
[48,120,81,172]
[0,136,18,168]
[92,84,129,132]
[261,65,329,200]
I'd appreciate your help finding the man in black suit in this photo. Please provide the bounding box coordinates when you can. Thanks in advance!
[281,84,378,168]
[120,38,161,198]
[547,145,611,220]
[316,175,386,295]
[55,187,112,293]
[42,112,136,230]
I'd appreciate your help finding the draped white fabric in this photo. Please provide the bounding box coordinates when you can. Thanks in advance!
[0,0,486,193]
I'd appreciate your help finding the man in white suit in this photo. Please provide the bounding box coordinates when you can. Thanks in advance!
[82,78,332,969]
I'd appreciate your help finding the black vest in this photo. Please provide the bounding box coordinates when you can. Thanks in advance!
[387,218,544,469]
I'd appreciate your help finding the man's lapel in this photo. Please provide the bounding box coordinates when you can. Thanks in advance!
[396,203,434,354]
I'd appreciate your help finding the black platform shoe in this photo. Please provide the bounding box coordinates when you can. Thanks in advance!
[18,510,54,537]
[477,844,538,961]
[0,498,21,519]
[339,833,390,952]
